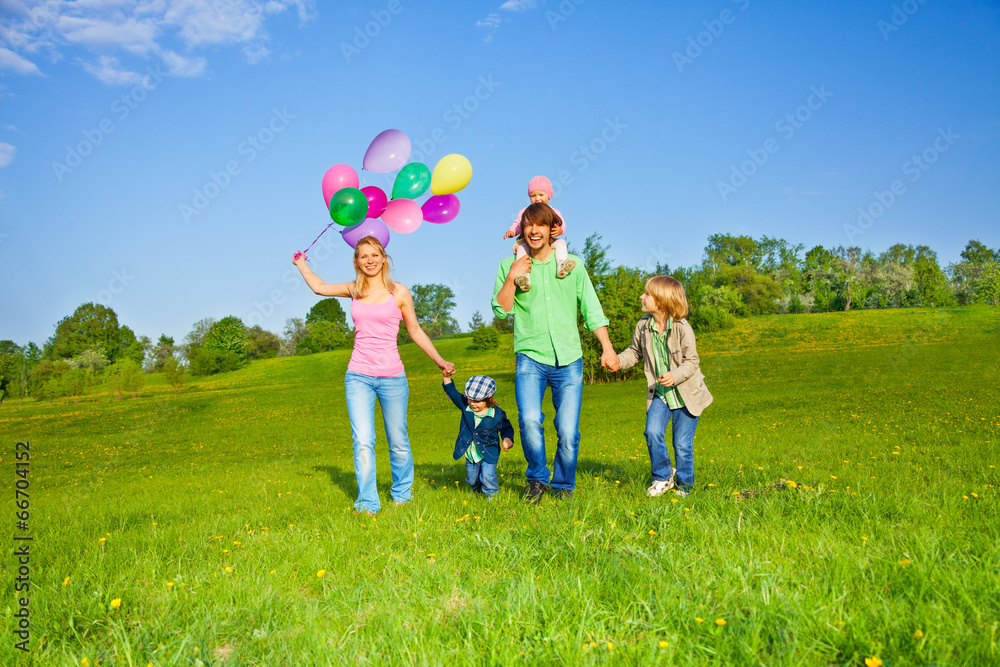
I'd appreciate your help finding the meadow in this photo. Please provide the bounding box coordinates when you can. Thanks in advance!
[1,307,998,666]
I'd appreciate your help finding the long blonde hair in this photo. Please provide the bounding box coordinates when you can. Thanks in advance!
[352,236,395,299]
[645,276,689,320]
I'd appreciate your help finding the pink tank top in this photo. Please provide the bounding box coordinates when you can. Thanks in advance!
[347,295,404,377]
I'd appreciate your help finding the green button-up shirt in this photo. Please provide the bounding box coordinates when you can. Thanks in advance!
[492,252,609,366]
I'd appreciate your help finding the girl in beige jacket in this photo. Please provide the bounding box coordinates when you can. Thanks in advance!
[615,276,713,497]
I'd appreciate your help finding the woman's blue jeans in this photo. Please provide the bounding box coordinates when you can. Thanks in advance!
[645,399,699,490]
[514,354,583,490]
[344,370,413,513]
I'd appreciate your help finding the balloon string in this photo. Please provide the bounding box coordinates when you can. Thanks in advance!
[300,222,338,261]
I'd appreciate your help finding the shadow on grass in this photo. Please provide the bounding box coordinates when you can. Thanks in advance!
[313,465,358,500]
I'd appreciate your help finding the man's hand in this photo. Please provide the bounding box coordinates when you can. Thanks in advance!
[601,348,620,372]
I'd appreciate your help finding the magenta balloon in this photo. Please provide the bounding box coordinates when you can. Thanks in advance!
[421,194,461,224]
[342,218,391,249]
[380,198,423,234]
[322,164,359,207]
[361,186,388,219]
[362,129,411,173]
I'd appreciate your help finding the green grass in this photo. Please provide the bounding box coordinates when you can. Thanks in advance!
[2,307,998,666]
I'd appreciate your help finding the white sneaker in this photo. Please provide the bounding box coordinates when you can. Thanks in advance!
[514,273,531,291]
[647,476,676,497]
[557,258,576,278]
[674,489,688,497]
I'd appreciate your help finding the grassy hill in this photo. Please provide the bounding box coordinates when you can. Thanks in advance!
[1,307,998,665]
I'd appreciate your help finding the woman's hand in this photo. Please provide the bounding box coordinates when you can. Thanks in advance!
[292,251,307,265]
[439,360,456,377]
[657,373,675,387]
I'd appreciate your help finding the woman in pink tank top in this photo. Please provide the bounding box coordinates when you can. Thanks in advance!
[293,236,455,514]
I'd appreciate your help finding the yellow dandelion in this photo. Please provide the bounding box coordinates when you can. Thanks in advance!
[695,617,704,623]
[606,642,614,651]
[224,566,233,572]
[914,629,924,638]
[166,582,174,588]
[658,640,669,648]
[670,498,678,503]
[786,480,798,488]
[865,658,883,667]
[426,553,435,558]
[63,577,70,586]
[898,559,911,566]
[99,538,106,543]
[649,530,657,536]
[110,598,121,609]
[81,659,90,667]
[971,493,979,498]
[316,570,325,578]
[708,483,715,487]
[716,619,727,626]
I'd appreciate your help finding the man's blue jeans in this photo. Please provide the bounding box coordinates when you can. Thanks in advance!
[344,370,413,513]
[645,398,699,490]
[514,354,583,490]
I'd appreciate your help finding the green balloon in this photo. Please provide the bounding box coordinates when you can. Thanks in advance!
[328,187,368,226]
[391,162,431,200]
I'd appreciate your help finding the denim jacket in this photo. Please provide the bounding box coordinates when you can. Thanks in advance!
[443,382,515,465]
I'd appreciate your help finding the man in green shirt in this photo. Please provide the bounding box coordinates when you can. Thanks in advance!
[492,203,618,503]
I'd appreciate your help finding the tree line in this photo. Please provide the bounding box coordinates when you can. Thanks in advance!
[2,236,996,402]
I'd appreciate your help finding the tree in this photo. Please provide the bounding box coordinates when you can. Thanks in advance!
[468,311,486,332]
[704,234,762,273]
[472,326,500,350]
[491,314,514,333]
[306,298,349,328]
[960,240,999,264]
[282,318,309,356]
[577,233,612,291]
[105,359,143,400]
[163,356,186,394]
[46,303,122,361]
[912,246,953,307]
[146,335,178,373]
[189,316,247,376]
[246,325,281,359]
[409,284,458,339]
[182,317,215,366]
[580,265,647,384]
[299,298,350,353]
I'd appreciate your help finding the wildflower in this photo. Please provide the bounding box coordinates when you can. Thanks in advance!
[695,617,704,623]
[898,559,911,566]
[865,658,883,667]
[316,570,325,578]
[716,619,727,626]
[167,582,174,588]
[786,480,798,488]
[110,598,121,609]
[971,493,979,499]
[426,553,435,558]
[659,640,669,648]
[708,483,715,487]
[224,566,233,572]
[914,629,924,638]
[81,659,91,667]
[649,530,657,536]
[63,577,70,586]
[670,498,678,503]
[606,642,614,651]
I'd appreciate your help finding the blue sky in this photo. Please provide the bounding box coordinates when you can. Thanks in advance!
[2,0,998,348]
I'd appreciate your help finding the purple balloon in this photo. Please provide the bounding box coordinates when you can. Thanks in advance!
[342,218,390,249]
[363,129,411,173]
[361,186,388,219]
[421,194,461,224]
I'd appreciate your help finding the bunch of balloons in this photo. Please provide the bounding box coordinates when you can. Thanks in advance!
[319,129,472,250]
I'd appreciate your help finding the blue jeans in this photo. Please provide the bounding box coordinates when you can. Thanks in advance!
[515,354,583,490]
[344,370,413,513]
[645,399,699,490]
[466,459,499,497]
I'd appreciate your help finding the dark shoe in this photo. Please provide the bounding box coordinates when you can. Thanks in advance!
[554,488,574,500]
[524,481,547,505]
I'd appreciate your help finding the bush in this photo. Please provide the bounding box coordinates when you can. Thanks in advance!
[472,326,500,350]
[189,348,247,376]
[689,305,735,332]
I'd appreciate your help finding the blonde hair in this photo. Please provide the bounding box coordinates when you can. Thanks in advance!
[645,276,689,320]
[352,236,395,299]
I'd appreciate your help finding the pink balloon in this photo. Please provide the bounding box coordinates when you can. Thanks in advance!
[342,218,391,249]
[381,198,423,234]
[322,164,359,207]
[361,186,388,219]
[421,194,460,224]
[363,129,411,173]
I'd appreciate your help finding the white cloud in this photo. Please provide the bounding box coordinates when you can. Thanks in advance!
[0,142,16,167]
[0,46,42,75]
[0,0,317,85]
[499,0,537,11]
[476,14,502,29]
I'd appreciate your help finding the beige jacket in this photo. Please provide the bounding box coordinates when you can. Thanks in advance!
[617,315,713,416]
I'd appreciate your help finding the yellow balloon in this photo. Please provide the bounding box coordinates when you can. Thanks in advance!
[430,154,472,195]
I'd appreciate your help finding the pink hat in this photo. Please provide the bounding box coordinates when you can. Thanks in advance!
[528,175,553,199]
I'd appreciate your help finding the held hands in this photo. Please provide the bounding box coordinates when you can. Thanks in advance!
[439,360,456,377]
[657,372,676,387]
[442,368,453,384]
[502,437,514,452]
[600,348,620,372]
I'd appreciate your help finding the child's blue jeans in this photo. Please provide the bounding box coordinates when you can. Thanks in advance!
[466,458,499,497]
[644,399,699,490]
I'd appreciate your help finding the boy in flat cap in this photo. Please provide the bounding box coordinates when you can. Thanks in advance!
[442,373,515,498]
